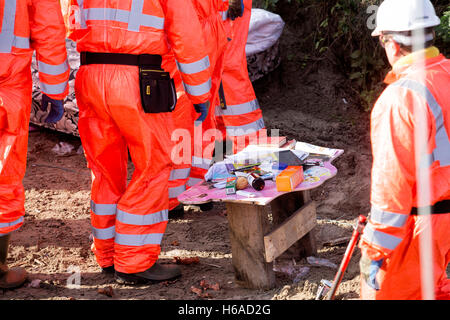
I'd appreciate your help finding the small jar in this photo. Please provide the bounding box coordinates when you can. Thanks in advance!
[247,172,265,191]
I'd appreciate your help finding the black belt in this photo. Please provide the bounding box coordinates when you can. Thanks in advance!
[410,199,450,215]
[80,52,162,67]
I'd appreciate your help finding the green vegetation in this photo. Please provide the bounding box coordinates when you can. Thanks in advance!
[253,0,450,111]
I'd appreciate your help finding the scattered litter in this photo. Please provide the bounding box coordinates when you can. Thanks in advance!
[191,279,220,299]
[173,256,200,265]
[307,256,338,269]
[51,142,74,156]
[28,279,42,288]
[323,236,351,247]
[273,260,311,283]
[293,267,310,283]
[97,286,114,298]
[342,98,348,104]
[190,286,203,296]
[171,240,180,246]
[200,279,220,291]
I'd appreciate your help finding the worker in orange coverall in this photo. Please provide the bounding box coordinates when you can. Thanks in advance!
[215,0,266,154]
[359,0,450,300]
[166,0,229,214]
[67,0,211,284]
[0,0,69,289]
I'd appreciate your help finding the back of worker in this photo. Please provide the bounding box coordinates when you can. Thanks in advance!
[359,0,450,299]
[67,0,211,283]
[0,0,69,288]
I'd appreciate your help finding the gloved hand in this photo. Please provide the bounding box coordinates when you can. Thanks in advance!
[40,94,64,123]
[228,0,244,20]
[360,255,383,290]
[194,101,210,126]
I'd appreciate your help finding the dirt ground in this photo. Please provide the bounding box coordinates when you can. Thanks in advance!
[3,23,445,302]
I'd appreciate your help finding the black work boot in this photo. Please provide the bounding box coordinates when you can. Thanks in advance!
[101,265,115,275]
[0,234,27,289]
[115,262,181,285]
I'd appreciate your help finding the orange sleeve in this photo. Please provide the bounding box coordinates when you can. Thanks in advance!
[29,0,69,100]
[360,85,424,260]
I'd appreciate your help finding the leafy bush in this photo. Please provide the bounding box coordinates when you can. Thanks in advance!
[253,0,450,110]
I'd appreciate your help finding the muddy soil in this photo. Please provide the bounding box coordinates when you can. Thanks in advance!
[4,21,444,302]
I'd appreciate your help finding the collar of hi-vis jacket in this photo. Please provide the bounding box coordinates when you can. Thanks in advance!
[384,46,441,85]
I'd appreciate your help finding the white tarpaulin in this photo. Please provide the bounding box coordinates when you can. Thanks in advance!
[246,8,285,56]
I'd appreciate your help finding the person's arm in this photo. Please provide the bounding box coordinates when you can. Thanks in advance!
[359,85,430,260]
[162,0,212,106]
[30,0,69,101]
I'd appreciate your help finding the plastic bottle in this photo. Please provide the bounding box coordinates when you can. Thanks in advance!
[247,172,265,191]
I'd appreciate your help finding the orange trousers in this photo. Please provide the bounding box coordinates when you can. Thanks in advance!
[0,55,33,236]
[75,64,175,274]
[360,213,450,299]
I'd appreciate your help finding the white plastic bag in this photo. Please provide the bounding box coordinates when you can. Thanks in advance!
[246,8,285,56]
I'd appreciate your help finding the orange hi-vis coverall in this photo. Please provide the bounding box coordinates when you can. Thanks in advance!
[359,47,450,300]
[0,0,69,236]
[165,0,229,207]
[186,0,229,188]
[215,0,265,154]
[68,0,211,273]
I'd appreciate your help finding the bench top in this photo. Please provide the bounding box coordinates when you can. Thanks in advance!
[178,149,344,206]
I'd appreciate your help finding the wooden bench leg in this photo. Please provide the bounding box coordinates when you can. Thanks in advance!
[225,202,275,290]
[269,190,317,260]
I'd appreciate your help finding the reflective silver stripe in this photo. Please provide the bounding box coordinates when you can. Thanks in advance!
[12,36,29,49]
[169,168,191,181]
[169,185,186,198]
[38,60,69,76]
[0,0,30,52]
[128,0,145,32]
[184,78,212,97]
[225,118,265,137]
[191,156,211,170]
[0,216,24,229]
[116,209,168,226]
[187,177,203,187]
[392,78,450,167]
[176,56,210,75]
[81,6,164,31]
[40,81,68,95]
[219,10,228,20]
[92,226,115,240]
[361,224,403,251]
[90,200,117,216]
[370,206,409,228]
[216,99,260,116]
[115,232,164,246]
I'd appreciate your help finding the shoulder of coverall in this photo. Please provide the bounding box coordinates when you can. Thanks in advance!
[383,46,445,84]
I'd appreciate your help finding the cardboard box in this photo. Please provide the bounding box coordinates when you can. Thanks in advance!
[275,166,304,192]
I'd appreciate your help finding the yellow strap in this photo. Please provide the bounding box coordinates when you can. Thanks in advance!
[393,46,440,70]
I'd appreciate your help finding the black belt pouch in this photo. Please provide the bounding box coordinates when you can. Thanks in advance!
[139,67,177,113]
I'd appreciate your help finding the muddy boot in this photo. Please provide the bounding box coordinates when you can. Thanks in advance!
[115,262,181,285]
[0,234,27,289]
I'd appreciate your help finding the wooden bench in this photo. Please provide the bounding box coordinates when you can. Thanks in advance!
[178,150,342,289]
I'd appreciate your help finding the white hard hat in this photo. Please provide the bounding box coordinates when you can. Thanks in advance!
[372,0,441,37]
